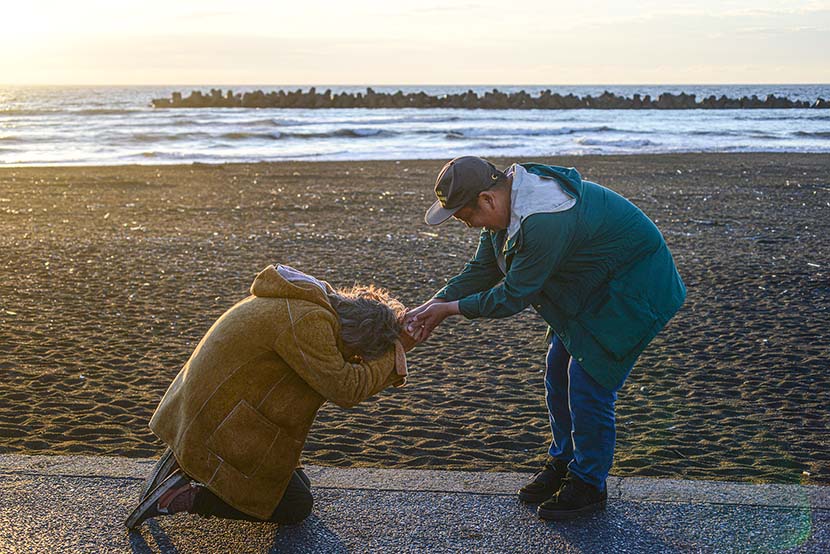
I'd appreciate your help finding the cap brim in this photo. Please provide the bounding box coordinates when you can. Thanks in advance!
[424,200,459,225]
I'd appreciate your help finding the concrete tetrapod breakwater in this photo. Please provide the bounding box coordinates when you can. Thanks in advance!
[151,87,830,109]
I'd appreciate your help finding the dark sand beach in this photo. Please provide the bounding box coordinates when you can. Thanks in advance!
[0,153,828,485]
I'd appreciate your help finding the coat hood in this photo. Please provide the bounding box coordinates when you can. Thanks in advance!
[250,265,336,314]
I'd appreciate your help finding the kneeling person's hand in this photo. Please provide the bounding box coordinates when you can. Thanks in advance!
[398,328,418,352]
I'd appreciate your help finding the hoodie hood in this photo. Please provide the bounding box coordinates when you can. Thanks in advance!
[506,163,576,240]
[519,163,585,199]
[250,265,336,315]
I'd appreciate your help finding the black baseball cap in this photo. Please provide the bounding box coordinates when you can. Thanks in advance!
[424,156,505,225]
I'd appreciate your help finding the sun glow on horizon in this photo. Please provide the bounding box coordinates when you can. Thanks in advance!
[1,0,828,85]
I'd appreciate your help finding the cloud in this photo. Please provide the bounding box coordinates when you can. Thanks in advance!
[733,25,826,35]
[401,2,490,14]
[176,10,238,22]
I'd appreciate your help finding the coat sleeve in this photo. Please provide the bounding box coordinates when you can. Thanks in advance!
[457,213,576,319]
[433,229,504,301]
[273,309,403,408]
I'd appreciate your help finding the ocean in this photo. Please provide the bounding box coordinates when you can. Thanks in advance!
[1,85,829,166]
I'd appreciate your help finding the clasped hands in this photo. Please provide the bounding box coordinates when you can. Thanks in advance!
[397,298,460,351]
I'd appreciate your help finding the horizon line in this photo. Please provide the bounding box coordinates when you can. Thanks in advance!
[2,82,830,88]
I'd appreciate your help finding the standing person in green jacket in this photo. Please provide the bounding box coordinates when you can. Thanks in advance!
[405,156,686,520]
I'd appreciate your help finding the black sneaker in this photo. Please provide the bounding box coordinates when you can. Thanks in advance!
[537,472,607,520]
[518,458,569,503]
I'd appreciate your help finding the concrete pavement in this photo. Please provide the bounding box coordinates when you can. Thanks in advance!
[0,454,827,553]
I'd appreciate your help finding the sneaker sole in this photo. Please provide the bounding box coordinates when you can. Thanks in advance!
[125,473,188,529]
[517,489,556,504]
[138,448,178,503]
[537,499,607,521]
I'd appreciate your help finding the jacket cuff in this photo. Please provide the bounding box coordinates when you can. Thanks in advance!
[458,296,481,319]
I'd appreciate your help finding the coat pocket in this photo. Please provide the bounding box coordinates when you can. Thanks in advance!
[206,400,281,478]
[580,281,658,361]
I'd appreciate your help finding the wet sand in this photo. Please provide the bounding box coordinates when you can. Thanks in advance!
[0,153,828,485]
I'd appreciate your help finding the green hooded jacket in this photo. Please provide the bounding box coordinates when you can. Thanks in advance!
[434,163,686,390]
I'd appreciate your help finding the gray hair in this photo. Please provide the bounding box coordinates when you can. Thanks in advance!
[327,285,404,360]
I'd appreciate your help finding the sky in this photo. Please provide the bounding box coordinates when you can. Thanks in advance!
[1,0,828,85]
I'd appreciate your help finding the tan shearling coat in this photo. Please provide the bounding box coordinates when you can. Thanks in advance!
[149,265,406,519]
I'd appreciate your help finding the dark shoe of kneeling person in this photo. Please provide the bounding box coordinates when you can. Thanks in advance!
[295,466,311,489]
[537,472,607,520]
[518,457,569,503]
[125,470,201,529]
[138,447,180,503]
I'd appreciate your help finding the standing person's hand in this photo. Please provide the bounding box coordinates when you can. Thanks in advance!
[404,298,446,342]
[404,297,446,325]
[406,301,460,343]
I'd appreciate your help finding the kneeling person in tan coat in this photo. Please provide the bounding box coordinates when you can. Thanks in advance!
[126,264,410,528]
